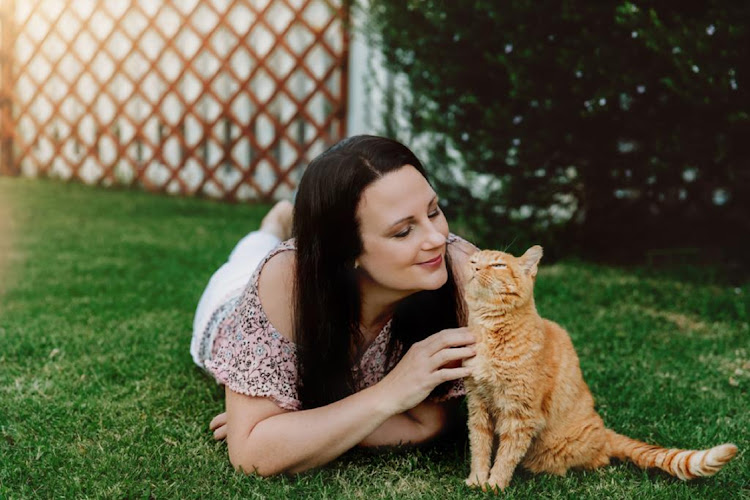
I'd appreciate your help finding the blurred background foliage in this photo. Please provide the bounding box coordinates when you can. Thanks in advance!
[365,1,749,275]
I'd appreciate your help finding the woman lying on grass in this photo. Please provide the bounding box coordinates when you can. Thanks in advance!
[191,135,479,475]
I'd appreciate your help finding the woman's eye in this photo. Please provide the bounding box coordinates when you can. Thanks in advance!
[428,208,441,218]
[491,263,506,268]
[394,226,412,238]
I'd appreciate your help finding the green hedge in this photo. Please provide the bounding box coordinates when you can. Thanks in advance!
[366,1,749,267]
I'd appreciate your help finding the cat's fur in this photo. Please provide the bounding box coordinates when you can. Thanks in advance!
[463,246,737,491]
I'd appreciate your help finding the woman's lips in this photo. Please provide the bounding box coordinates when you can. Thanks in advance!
[418,254,443,268]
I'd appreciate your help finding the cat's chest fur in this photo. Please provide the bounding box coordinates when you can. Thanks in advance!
[465,320,544,404]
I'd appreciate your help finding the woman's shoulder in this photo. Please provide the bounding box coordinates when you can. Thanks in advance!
[256,240,297,343]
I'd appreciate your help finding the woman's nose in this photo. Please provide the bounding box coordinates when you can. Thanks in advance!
[424,225,447,249]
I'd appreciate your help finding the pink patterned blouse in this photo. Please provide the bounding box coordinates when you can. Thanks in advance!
[204,234,474,411]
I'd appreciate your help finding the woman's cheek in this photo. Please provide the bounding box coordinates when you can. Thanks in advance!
[435,215,449,239]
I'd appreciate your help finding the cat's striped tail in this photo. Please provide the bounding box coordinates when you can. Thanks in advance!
[606,430,737,480]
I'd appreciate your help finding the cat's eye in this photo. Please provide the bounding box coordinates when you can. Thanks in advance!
[491,263,507,268]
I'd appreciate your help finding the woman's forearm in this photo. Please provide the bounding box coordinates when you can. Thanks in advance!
[358,412,426,447]
[228,383,396,475]
[358,400,452,447]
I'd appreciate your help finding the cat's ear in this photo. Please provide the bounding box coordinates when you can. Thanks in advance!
[520,245,543,279]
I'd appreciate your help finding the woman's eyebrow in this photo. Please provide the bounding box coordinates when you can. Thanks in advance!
[386,195,438,229]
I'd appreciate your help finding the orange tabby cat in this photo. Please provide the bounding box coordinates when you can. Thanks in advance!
[463,246,737,491]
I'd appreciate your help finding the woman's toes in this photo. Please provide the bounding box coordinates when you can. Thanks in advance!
[260,200,294,240]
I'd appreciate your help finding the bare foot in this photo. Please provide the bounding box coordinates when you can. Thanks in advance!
[260,200,294,240]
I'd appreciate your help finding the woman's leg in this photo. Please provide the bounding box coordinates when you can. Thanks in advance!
[191,201,293,368]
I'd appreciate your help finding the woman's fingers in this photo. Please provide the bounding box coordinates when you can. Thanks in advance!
[209,412,227,431]
[382,327,477,413]
[210,412,229,441]
[436,366,473,383]
[213,424,228,441]
[421,328,475,354]
[432,346,476,367]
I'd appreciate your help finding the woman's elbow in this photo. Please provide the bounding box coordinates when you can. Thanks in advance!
[228,451,286,477]
[415,420,444,444]
[228,440,289,477]
[415,407,451,443]
[228,440,315,477]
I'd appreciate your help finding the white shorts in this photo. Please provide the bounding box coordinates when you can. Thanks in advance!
[190,230,281,369]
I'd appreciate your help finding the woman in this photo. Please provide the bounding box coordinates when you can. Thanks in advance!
[191,135,479,476]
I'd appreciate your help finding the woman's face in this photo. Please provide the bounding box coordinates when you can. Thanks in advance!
[356,165,450,295]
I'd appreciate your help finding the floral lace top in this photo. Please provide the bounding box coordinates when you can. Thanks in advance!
[204,234,474,411]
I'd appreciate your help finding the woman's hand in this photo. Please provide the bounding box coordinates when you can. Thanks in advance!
[377,327,475,414]
[209,412,228,440]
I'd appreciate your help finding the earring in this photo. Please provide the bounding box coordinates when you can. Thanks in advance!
[354,260,360,269]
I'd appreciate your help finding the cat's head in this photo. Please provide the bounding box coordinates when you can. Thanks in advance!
[464,246,543,313]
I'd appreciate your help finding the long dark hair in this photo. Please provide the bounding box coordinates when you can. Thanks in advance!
[292,135,461,409]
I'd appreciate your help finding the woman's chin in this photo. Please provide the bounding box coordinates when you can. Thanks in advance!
[420,268,449,290]
[388,266,448,294]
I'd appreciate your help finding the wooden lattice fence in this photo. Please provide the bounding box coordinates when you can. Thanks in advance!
[0,0,349,200]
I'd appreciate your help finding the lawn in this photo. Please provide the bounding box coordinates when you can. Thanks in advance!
[0,177,747,499]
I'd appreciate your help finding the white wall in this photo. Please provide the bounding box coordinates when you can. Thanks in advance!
[346,2,389,137]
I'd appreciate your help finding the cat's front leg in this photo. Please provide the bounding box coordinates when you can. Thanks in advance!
[487,417,539,491]
[465,393,493,488]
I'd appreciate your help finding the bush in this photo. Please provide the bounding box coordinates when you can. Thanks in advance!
[366,1,750,267]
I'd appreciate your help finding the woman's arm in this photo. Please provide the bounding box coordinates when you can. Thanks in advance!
[212,399,458,451]
[213,399,459,453]
[226,383,393,476]
[224,328,475,476]
[358,399,460,447]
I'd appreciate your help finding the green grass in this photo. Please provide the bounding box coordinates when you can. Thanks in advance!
[0,177,747,499]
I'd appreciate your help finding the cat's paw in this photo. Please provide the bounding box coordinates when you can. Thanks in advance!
[464,473,489,490]
[486,475,511,492]
[464,478,480,489]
